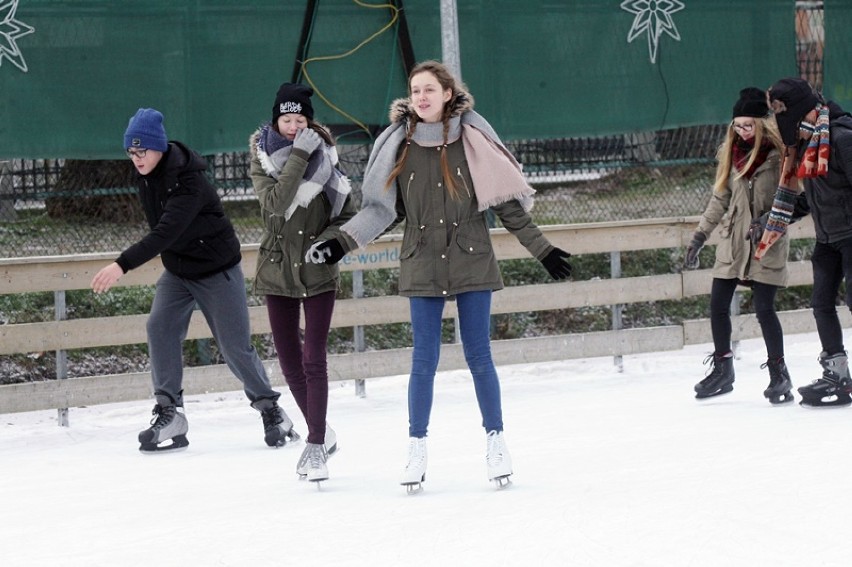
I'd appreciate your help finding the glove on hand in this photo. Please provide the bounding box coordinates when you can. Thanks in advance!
[746,213,768,247]
[684,231,707,270]
[292,127,322,155]
[305,238,345,265]
[540,247,572,280]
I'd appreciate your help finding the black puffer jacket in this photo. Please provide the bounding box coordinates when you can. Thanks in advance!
[116,141,241,279]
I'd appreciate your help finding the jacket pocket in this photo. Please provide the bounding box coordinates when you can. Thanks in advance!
[455,232,491,255]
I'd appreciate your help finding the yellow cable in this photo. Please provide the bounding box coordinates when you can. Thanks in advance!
[300,0,399,138]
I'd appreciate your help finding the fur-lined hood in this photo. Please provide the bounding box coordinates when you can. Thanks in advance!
[388,86,475,124]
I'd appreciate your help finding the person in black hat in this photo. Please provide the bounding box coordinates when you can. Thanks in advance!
[249,82,357,483]
[758,77,852,407]
[91,108,301,451]
[684,87,792,403]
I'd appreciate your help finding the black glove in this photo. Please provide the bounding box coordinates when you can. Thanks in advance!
[540,247,572,280]
[746,213,768,247]
[304,238,346,265]
[684,231,706,270]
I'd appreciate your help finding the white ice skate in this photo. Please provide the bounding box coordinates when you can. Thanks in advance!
[400,437,427,494]
[301,443,329,487]
[486,430,513,488]
[297,423,337,478]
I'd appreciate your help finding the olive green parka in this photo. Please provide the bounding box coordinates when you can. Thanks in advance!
[250,129,357,298]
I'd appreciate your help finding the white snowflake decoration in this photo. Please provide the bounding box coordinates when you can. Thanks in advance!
[621,0,685,64]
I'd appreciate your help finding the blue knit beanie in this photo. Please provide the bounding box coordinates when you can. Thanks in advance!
[123,108,168,152]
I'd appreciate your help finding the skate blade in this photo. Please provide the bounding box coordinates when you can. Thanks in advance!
[799,397,852,409]
[694,386,733,400]
[767,392,795,405]
[490,474,513,489]
[402,482,423,495]
[266,428,302,449]
[139,434,189,453]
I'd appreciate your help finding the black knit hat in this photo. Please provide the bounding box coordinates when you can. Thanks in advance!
[272,82,314,123]
[767,77,821,146]
[732,87,768,119]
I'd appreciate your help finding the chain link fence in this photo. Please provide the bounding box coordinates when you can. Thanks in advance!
[0,2,824,258]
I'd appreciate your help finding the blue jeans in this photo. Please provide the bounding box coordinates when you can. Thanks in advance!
[408,290,504,438]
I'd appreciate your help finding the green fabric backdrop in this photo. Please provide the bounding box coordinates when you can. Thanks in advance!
[0,0,802,158]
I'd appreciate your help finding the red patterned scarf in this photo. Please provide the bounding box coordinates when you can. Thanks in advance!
[797,104,830,178]
[732,138,772,179]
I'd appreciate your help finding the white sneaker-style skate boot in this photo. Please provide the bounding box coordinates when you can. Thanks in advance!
[297,423,338,477]
[486,430,513,488]
[138,395,189,453]
[302,443,329,485]
[400,437,428,494]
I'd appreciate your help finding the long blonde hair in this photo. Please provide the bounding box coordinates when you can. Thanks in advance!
[385,60,467,199]
[712,116,784,193]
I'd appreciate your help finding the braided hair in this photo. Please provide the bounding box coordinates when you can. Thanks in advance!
[385,60,467,199]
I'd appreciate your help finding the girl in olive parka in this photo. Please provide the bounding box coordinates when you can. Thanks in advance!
[305,61,572,490]
[685,87,794,404]
[250,83,356,482]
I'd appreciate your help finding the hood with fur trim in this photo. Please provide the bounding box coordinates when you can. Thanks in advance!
[388,87,475,125]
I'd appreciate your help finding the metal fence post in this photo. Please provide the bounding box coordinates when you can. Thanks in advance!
[611,251,624,372]
[55,288,69,426]
[353,270,366,398]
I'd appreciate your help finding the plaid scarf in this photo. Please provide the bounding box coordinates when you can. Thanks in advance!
[797,104,831,178]
[255,122,351,220]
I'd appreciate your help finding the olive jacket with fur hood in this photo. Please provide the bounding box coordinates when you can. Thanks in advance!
[250,127,357,298]
[337,88,555,297]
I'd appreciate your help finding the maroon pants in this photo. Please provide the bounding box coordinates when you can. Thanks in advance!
[266,291,335,444]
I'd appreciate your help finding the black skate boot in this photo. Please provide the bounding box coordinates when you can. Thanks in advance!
[761,357,794,405]
[694,352,735,399]
[251,398,301,447]
[798,351,852,408]
[138,394,189,453]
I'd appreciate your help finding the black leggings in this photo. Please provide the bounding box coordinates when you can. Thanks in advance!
[709,278,784,358]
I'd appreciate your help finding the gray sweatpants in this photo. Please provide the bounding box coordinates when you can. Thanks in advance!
[146,264,279,406]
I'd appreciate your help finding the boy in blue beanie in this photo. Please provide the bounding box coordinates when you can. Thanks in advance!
[91,108,300,452]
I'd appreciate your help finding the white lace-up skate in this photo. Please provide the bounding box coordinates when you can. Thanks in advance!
[302,443,329,486]
[297,423,337,478]
[400,437,427,494]
[486,430,513,488]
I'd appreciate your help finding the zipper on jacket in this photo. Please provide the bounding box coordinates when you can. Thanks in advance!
[406,171,415,202]
[456,167,472,199]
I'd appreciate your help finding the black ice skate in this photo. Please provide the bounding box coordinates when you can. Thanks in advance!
[761,357,794,405]
[251,399,301,447]
[694,352,735,399]
[138,395,189,453]
[798,351,852,408]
